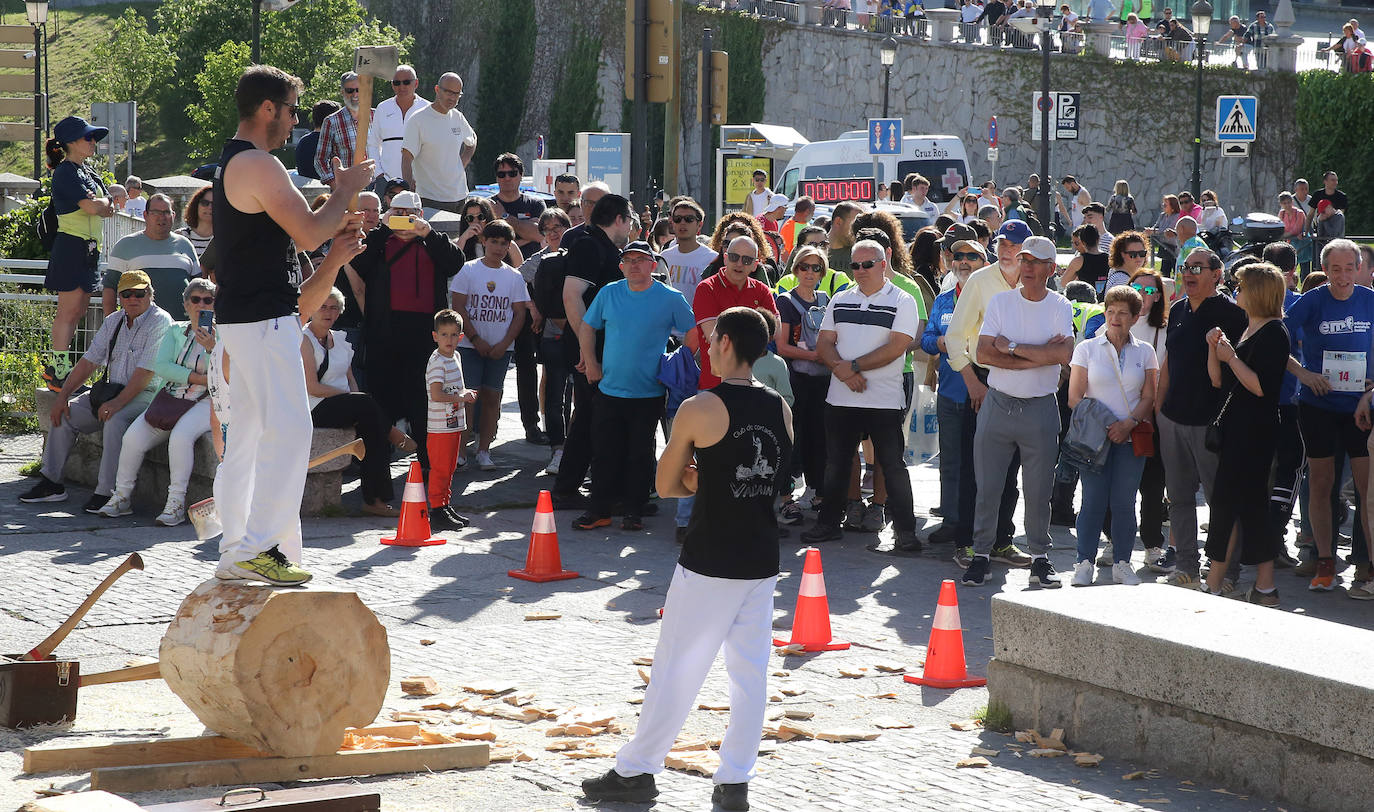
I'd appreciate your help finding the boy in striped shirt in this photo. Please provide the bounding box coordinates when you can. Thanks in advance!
[427,309,477,530]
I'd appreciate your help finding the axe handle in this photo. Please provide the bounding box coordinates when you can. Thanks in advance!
[23,553,144,661]
[352,74,374,208]
[309,437,365,469]
[80,661,161,688]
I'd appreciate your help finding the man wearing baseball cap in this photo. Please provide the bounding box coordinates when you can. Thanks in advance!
[572,240,694,531]
[961,236,1075,588]
[21,271,173,511]
[943,219,1037,568]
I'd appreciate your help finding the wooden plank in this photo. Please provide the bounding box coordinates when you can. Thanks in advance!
[0,96,35,116]
[23,724,422,773]
[0,121,36,142]
[24,735,269,773]
[0,50,39,69]
[90,742,490,793]
[79,661,161,687]
[0,25,36,44]
[0,75,34,93]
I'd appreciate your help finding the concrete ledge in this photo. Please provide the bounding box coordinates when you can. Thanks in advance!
[33,389,351,515]
[989,584,1374,811]
[988,659,1374,812]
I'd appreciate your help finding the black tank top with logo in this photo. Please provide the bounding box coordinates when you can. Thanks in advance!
[212,139,303,324]
[679,382,792,580]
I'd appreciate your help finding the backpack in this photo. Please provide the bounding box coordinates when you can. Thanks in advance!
[532,249,569,320]
[36,201,58,252]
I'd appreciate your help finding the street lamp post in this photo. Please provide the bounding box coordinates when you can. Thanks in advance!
[1015,6,1056,228]
[1190,0,1212,202]
[26,0,46,180]
[880,36,896,118]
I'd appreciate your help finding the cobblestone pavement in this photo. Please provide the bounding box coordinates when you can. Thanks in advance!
[0,385,1359,810]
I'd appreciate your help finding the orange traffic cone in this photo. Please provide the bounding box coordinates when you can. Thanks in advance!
[772,547,850,652]
[381,462,446,547]
[904,579,986,689]
[509,490,579,582]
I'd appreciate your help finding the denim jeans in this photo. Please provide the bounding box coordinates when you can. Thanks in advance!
[1076,441,1147,564]
[935,394,966,525]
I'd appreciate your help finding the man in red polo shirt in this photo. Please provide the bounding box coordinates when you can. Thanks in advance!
[693,235,779,389]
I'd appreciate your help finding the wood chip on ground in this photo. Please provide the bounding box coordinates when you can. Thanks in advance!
[956,756,991,768]
[462,681,517,696]
[816,729,879,743]
[400,676,440,696]
[873,717,913,729]
[950,719,982,731]
[524,612,562,621]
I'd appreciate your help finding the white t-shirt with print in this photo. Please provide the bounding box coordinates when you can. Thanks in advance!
[980,288,1074,398]
[448,259,529,348]
[660,242,717,306]
[425,350,467,433]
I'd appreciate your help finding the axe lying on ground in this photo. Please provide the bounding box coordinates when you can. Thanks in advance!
[350,44,400,204]
[189,438,367,540]
[21,553,145,661]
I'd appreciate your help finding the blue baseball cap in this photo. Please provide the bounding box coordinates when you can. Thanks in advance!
[53,116,108,146]
[995,219,1033,245]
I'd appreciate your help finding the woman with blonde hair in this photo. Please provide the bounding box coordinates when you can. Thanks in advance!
[1107,179,1137,235]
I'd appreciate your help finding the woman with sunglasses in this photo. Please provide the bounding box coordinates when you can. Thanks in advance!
[1103,231,1152,293]
[776,246,834,512]
[1124,268,1170,565]
[457,196,525,266]
[702,212,776,285]
[41,116,117,394]
[943,190,983,225]
[776,226,851,295]
[176,186,215,259]
[98,279,219,526]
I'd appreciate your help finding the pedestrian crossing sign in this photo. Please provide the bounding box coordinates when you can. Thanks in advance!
[1215,96,1257,142]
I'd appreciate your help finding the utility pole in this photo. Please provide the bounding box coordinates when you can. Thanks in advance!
[662,0,682,198]
[251,0,262,64]
[631,0,649,210]
[699,28,712,222]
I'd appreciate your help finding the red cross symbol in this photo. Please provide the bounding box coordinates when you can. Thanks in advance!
[542,167,555,193]
[941,168,963,195]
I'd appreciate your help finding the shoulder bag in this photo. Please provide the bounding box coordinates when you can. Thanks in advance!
[1204,386,1236,453]
[144,330,208,430]
[1110,340,1155,457]
[88,318,126,416]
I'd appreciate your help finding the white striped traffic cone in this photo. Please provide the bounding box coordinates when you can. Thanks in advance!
[772,547,850,652]
[904,579,985,688]
[381,462,446,547]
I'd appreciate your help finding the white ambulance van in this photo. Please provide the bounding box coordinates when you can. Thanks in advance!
[776,133,971,205]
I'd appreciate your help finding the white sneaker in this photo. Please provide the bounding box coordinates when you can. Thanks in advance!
[98,493,132,517]
[1144,546,1164,565]
[156,497,186,527]
[476,450,495,471]
[796,487,816,510]
[545,448,563,475]
[1112,561,1142,585]
[1071,560,1094,586]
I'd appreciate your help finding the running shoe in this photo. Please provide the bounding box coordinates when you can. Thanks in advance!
[1148,547,1177,574]
[97,493,132,518]
[155,497,186,527]
[991,542,1031,567]
[961,555,990,586]
[1245,586,1280,607]
[1112,561,1142,585]
[1160,570,1198,588]
[1309,557,1336,591]
[18,476,66,503]
[1071,560,1094,586]
[860,502,886,532]
[1029,557,1062,588]
[582,769,658,803]
[953,545,975,568]
[842,499,865,530]
[216,546,311,586]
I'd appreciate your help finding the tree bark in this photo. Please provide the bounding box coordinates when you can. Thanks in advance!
[516,0,578,150]
[159,581,390,757]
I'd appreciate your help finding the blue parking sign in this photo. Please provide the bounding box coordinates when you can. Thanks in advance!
[868,118,903,155]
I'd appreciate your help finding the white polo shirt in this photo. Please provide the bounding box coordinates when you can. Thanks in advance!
[1070,332,1159,421]
[369,95,429,181]
[820,280,921,410]
[980,287,1074,399]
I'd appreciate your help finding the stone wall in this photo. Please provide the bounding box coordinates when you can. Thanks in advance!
[675,11,1299,223]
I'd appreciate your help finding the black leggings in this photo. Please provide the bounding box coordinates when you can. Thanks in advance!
[311,393,394,504]
[790,371,829,495]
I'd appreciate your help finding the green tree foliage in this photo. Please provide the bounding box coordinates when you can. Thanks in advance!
[717,13,766,128]
[546,31,603,160]
[153,0,251,144]
[472,0,535,183]
[1296,70,1374,235]
[185,41,252,162]
[0,180,49,260]
[88,8,178,115]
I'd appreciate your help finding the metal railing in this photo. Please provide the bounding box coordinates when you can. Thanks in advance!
[0,260,109,360]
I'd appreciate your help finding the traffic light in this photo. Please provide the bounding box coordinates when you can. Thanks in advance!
[698,50,728,125]
[624,0,675,103]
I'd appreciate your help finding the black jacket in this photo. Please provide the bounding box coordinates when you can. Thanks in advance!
[350,225,464,335]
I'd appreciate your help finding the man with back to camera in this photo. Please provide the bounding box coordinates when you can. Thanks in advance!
[581,306,792,812]
[209,64,372,586]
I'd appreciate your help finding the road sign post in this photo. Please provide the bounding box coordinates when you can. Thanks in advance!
[867,117,901,190]
[1215,95,1257,142]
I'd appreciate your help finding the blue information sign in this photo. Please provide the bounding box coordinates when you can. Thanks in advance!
[868,118,903,156]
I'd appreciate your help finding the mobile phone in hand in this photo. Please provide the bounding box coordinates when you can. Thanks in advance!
[198,309,214,330]
[389,215,415,230]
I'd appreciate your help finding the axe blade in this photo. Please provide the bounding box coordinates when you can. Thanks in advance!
[354,45,400,78]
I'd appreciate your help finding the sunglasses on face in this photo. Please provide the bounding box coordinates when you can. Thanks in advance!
[726,252,757,266]
[952,251,983,262]
[81,134,98,142]
[1130,283,1159,295]
[672,215,700,224]
[120,289,148,299]
[1125,250,1149,259]
[1182,263,1211,274]
[343,88,361,95]
[850,259,881,270]
[391,78,414,86]
[464,214,489,224]
[188,295,215,304]
[274,99,300,115]
[796,263,825,274]
[495,170,520,179]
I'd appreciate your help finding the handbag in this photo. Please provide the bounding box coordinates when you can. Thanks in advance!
[1205,387,1236,453]
[1109,339,1155,457]
[88,318,125,416]
[143,389,203,430]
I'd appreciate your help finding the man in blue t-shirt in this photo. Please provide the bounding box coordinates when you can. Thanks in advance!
[573,240,695,531]
[1285,239,1374,591]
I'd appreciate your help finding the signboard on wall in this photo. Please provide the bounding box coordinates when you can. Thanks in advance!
[575,132,630,196]
[722,155,772,207]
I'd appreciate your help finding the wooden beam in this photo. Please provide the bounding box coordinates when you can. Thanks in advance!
[0,50,40,69]
[0,96,35,116]
[0,25,36,44]
[0,75,33,93]
[89,742,490,793]
[22,724,422,773]
[79,661,161,688]
[0,121,35,142]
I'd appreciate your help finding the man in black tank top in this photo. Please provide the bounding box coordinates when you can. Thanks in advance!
[583,307,792,811]
[210,65,374,587]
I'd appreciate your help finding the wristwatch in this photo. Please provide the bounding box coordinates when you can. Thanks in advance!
[1006,341,1019,356]
[850,360,862,374]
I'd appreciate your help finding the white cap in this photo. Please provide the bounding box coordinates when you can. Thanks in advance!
[1017,235,1057,261]
[390,190,422,210]
[769,193,789,211]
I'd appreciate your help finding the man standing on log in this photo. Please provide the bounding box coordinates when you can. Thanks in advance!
[582,307,793,811]
[212,65,373,586]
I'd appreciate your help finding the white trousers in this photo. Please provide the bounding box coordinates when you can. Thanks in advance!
[214,317,311,564]
[615,565,776,786]
[115,399,212,503]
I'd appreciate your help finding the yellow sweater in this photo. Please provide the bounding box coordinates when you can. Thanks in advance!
[944,263,1018,372]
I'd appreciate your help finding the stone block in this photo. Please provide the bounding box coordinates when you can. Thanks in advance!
[991,584,1374,760]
